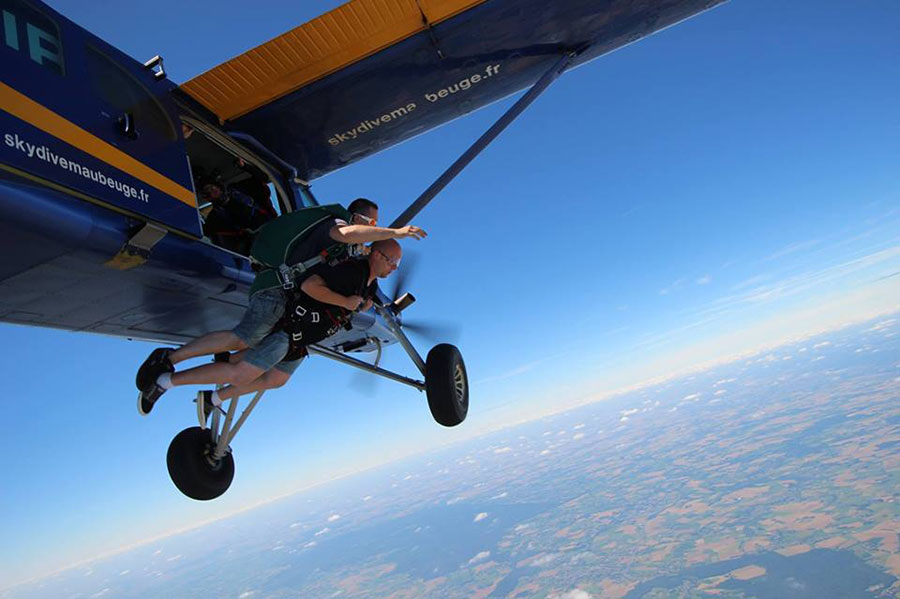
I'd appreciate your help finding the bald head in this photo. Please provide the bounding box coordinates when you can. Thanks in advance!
[368,239,401,278]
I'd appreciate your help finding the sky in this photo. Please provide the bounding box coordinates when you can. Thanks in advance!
[1,0,899,588]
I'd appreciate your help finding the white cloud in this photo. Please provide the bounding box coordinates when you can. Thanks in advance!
[304,541,317,548]
[549,589,592,599]
[573,433,585,440]
[682,393,701,401]
[239,592,256,599]
[493,447,512,454]
[473,353,568,385]
[362,495,372,502]
[491,492,508,500]
[696,275,711,285]
[166,555,183,562]
[714,389,726,396]
[732,273,768,291]
[764,239,820,262]
[659,278,685,296]
[314,528,330,536]
[327,514,341,522]
[539,449,551,455]
[289,522,302,529]
[91,589,111,598]
[868,318,897,332]
[473,512,489,523]
[531,553,558,566]
[446,496,464,505]
[814,341,832,348]
[468,551,491,565]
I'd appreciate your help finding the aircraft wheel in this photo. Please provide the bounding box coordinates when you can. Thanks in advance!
[166,427,234,500]
[425,344,468,427]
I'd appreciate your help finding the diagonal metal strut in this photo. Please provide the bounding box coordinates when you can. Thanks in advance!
[389,51,575,229]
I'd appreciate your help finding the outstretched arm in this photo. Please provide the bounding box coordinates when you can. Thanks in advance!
[329,224,427,244]
[300,275,363,311]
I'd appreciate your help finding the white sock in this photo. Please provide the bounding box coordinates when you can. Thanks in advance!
[210,391,222,407]
[156,372,174,389]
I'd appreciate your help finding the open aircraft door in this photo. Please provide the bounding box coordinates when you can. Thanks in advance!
[0,0,199,236]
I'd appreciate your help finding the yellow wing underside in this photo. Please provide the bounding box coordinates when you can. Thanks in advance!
[180,0,487,123]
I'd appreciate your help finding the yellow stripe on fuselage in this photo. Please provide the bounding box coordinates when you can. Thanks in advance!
[180,0,488,122]
[0,81,196,207]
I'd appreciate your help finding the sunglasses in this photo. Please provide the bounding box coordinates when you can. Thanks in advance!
[353,213,377,225]
[375,249,400,268]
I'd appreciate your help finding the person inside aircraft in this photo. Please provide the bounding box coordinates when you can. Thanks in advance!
[136,200,427,415]
[200,174,279,254]
[199,178,256,254]
[140,240,403,422]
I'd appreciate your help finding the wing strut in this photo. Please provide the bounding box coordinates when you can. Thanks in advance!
[389,51,575,228]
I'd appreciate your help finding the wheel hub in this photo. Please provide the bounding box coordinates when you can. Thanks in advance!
[453,364,466,403]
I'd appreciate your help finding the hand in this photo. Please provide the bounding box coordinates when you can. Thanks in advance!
[393,225,427,240]
[344,295,364,311]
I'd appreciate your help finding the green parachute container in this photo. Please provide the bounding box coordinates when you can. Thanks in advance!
[248,204,351,296]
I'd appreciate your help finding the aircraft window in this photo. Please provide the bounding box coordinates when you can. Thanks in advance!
[1,0,65,75]
[84,45,176,141]
[266,182,283,217]
[298,185,319,208]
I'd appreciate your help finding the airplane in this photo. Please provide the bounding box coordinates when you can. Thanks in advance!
[0,0,726,499]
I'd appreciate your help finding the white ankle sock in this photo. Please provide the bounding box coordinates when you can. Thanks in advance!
[156,372,174,389]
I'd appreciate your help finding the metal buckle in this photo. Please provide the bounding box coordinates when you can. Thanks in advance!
[278,265,295,290]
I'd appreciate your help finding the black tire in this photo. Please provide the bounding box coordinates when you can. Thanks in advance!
[166,427,235,501]
[425,344,468,427]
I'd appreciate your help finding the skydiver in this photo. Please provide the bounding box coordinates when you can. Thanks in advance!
[136,199,424,415]
[141,239,403,422]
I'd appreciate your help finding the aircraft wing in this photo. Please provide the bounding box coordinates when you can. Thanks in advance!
[180,0,725,181]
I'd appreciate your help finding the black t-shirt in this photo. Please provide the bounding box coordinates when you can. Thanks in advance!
[285,217,347,267]
[301,258,377,316]
[280,259,377,356]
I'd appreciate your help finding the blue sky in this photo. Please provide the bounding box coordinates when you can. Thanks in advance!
[1,0,899,588]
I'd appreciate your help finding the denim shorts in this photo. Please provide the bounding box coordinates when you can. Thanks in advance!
[242,330,305,374]
[233,287,287,347]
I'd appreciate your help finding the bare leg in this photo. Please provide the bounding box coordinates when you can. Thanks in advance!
[171,359,264,388]
[169,331,247,365]
[217,369,292,402]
